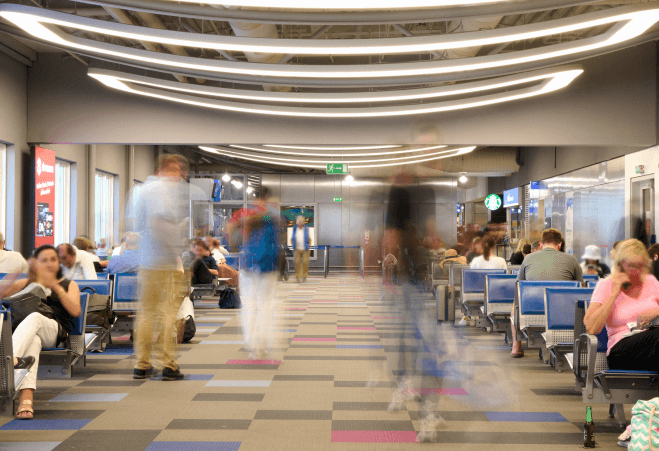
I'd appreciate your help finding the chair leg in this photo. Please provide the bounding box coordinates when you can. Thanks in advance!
[608,404,615,418]
[614,404,627,427]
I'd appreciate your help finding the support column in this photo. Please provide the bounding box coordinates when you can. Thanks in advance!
[88,144,96,240]
[127,145,135,192]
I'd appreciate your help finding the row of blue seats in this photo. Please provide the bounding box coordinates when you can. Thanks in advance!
[442,267,654,426]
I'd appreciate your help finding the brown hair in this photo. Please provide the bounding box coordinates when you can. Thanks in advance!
[194,239,209,251]
[482,237,495,261]
[648,243,659,260]
[542,228,562,245]
[72,237,89,251]
[156,153,189,173]
[57,243,76,256]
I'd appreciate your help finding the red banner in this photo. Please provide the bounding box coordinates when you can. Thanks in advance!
[34,146,55,248]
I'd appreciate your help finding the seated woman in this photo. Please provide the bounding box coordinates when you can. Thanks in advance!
[0,244,81,419]
[191,240,219,285]
[510,238,531,265]
[584,239,659,371]
[470,237,507,270]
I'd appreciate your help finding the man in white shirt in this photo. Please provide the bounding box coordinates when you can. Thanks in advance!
[205,236,227,264]
[57,243,98,280]
[0,232,29,274]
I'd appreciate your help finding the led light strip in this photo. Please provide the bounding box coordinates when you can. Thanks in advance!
[205,146,459,163]
[168,0,500,9]
[88,68,582,118]
[84,67,574,104]
[199,146,477,169]
[1,4,657,79]
[3,4,656,56]
[264,145,402,150]
[229,144,447,157]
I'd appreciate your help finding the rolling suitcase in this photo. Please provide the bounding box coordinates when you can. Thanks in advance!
[437,285,455,322]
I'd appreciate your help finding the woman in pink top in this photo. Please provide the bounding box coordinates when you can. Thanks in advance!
[584,239,659,370]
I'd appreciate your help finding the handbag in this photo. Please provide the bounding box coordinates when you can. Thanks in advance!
[80,287,113,330]
[629,398,659,451]
[1,283,55,332]
[218,288,241,309]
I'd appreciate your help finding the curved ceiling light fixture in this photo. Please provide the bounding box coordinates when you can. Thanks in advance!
[264,145,402,151]
[1,4,658,58]
[80,68,577,105]
[231,144,446,157]
[88,67,583,118]
[199,145,477,169]
[169,0,501,8]
[206,146,459,163]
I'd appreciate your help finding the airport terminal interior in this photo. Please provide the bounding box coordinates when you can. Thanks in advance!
[1,0,659,448]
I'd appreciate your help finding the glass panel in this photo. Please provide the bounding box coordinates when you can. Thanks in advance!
[281,205,316,259]
[0,144,5,240]
[191,202,244,248]
[95,171,114,246]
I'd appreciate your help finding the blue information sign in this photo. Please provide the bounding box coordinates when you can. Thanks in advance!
[503,188,519,208]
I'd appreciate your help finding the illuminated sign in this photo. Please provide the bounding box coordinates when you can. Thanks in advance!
[503,187,520,208]
[484,194,502,211]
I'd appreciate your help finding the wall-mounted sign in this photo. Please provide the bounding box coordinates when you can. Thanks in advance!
[484,194,502,211]
[530,181,540,199]
[33,146,56,248]
[503,187,520,208]
[327,163,348,174]
[333,197,343,202]
[636,165,645,174]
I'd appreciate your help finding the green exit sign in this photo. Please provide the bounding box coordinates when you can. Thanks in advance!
[333,197,343,202]
[327,163,348,174]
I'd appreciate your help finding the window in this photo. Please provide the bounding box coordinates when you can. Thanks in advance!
[55,160,71,245]
[132,180,143,207]
[0,143,5,240]
[95,171,115,247]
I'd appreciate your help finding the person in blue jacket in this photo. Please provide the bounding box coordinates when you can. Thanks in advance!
[291,215,311,283]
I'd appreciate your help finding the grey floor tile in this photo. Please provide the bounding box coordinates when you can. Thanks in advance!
[166,419,252,430]
[284,356,386,361]
[53,430,161,451]
[333,402,403,411]
[531,388,581,396]
[408,411,490,421]
[32,410,106,420]
[76,380,147,387]
[334,381,397,388]
[254,410,332,420]
[180,364,280,370]
[430,432,584,444]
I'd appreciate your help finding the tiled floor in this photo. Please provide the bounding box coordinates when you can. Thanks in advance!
[0,274,626,450]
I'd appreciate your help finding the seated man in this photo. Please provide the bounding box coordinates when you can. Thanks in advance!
[72,237,108,269]
[191,240,219,285]
[107,233,141,275]
[205,236,228,264]
[0,232,29,274]
[57,243,97,280]
[96,238,111,259]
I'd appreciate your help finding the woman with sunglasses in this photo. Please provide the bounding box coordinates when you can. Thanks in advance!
[584,239,659,371]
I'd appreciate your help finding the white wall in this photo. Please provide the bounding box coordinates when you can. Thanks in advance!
[0,51,28,253]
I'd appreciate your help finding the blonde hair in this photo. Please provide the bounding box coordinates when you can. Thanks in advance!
[613,239,652,274]
[515,237,531,253]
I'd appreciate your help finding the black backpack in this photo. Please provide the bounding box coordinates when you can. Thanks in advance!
[218,288,241,309]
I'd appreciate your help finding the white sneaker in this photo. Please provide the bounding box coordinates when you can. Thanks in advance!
[418,412,442,443]
[398,378,421,402]
[387,390,406,412]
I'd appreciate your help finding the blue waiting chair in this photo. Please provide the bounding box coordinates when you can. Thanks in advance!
[39,293,94,378]
[111,273,138,336]
[460,269,507,327]
[75,279,114,352]
[543,287,593,372]
[507,266,521,275]
[573,299,659,426]
[483,274,517,336]
[513,280,581,357]
[582,274,599,287]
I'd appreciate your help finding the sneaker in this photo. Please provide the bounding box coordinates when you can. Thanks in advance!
[387,390,406,412]
[162,366,185,381]
[458,315,468,326]
[133,367,152,380]
[418,412,442,443]
[618,440,629,448]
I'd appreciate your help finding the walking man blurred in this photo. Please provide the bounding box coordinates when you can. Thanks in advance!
[131,154,190,381]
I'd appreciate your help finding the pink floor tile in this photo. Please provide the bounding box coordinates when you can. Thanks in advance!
[226,359,282,365]
[372,317,404,319]
[401,388,468,395]
[291,338,336,342]
[337,327,376,330]
[331,431,419,443]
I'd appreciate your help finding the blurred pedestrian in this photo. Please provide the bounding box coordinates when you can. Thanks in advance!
[229,188,281,360]
[131,153,190,381]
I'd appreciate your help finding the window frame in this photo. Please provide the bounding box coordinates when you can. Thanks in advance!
[95,170,115,247]
[55,159,71,246]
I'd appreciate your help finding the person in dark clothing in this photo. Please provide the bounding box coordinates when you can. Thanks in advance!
[510,244,531,265]
[191,240,219,285]
[465,237,482,264]
[648,243,659,280]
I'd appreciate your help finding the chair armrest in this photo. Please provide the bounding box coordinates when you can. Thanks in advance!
[580,333,599,399]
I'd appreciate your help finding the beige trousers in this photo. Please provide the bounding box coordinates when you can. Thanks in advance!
[135,269,185,371]
[294,249,310,281]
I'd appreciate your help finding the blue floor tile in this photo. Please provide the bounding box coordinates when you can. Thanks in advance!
[484,412,569,422]
[98,347,134,355]
[0,419,92,430]
[145,441,241,451]
[187,374,215,381]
